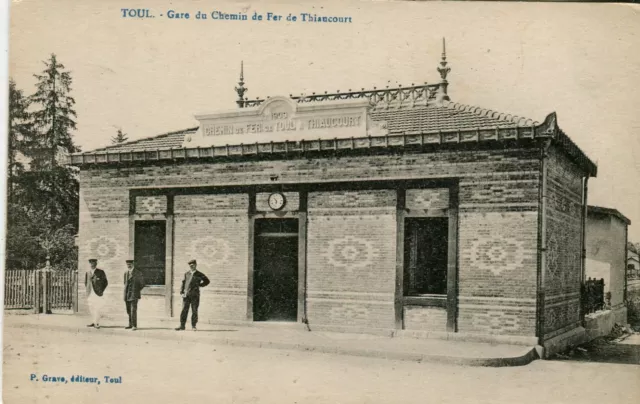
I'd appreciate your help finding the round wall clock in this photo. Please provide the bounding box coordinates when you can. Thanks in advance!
[268,192,286,211]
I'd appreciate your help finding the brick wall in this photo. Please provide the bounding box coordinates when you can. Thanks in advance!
[256,192,300,212]
[543,146,585,338]
[77,187,130,317]
[173,194,249,322]
[306,190,397,329]
[453,148,541,337]
[458,212,538,336]
[135,195,167,214]
[78,146,550,337]
[78,149,542,189]
[406,189,449,210]
[403,306,447,331]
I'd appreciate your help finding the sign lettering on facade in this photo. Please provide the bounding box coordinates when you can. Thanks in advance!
[186,96,383,148]
[202,114,363,137]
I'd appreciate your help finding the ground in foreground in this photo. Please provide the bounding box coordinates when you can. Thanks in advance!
[3,326,639,404]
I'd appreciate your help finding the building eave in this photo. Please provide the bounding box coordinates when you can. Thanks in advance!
[588,205,632,226]
[68,124,548,168]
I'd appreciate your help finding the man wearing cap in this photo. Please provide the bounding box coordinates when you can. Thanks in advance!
[123,259,145,330]
[176,259,210,331]
[85,259,108,329]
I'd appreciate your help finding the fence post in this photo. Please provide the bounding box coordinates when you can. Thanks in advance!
[33,271,40,314]
[42,270,47,314]
[72,271,78,313]
[41,256,53,314]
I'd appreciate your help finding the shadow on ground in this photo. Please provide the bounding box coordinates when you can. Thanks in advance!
[170,329,239,333]
[550,333,640,365]
[99,327,239,332]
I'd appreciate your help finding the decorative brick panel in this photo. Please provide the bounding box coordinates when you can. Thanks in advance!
[77,217,130,316]
[173,194,249,321]
[543,146,585,337]
[78,219,129,269]
[403,306,447,331]
[405,188,449,210]
[135,196,167,214]
[460,308,535,335]
[544,296,581,335]
[307,190,396,329]
[545,217,582,297]
[459,212,538,298]
[457,296,536,336]
[307,214,396,293]
[457,212,538,336]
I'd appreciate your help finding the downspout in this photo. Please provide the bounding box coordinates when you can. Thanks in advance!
[580,176,589,325]
[536,140,552,347]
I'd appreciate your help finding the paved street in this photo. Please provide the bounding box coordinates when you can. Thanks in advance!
[3,326,639,404]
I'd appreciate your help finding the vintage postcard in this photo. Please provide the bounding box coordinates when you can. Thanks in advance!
[3,0,640,403]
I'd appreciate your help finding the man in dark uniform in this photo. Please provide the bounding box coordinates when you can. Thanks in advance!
[85,258,108,329]
[123,259,144,330]
[176,259,210,331]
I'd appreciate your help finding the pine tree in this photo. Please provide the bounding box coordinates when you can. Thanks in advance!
[29,53,79,169]
[8,79,33,203]
[111,128,129,144]
[5,55,81,271]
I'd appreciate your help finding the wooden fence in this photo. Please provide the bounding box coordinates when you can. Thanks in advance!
[4,269,77,312]
[4,270,37,309]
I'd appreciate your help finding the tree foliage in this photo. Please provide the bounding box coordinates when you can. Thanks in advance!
[8,79,33,203]
[27,54,79,169]
[6,54,80,271]
[111,128,129,144]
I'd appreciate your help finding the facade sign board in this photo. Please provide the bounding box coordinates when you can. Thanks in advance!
[185,96,387,148]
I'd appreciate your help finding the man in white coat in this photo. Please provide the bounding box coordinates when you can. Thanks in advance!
[85,258,108,329]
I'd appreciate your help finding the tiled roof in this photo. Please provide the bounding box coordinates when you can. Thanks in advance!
[90,127,198,153]
[85,101,538,153]
[75,95,595,177]
[372,101,537,134]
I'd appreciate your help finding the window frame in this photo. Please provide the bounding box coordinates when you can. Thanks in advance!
[132,219,168,290]
[395,184,459,333]
[403,217,449,297]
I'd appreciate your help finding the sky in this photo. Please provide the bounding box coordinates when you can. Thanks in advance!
[8,0,640,240]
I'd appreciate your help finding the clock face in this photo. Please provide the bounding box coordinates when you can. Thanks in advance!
[268,193,286,211]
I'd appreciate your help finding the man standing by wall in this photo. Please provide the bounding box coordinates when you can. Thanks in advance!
[124,259,145,330]
[176,259,210,331]
[85,258,108,329]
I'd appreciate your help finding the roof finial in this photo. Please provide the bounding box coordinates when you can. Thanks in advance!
[235,61,248,108]
[436,37,451,104]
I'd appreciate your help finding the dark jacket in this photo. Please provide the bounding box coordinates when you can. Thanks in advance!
[86,268,108,297]
[124,269,145,301]
[180,270,210,298]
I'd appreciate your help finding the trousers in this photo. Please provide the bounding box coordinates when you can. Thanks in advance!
[87,293,105,324]
[125,299,138,327]
[179,295,200,327]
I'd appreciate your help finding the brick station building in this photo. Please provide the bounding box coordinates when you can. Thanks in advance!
[70,48,597,356]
